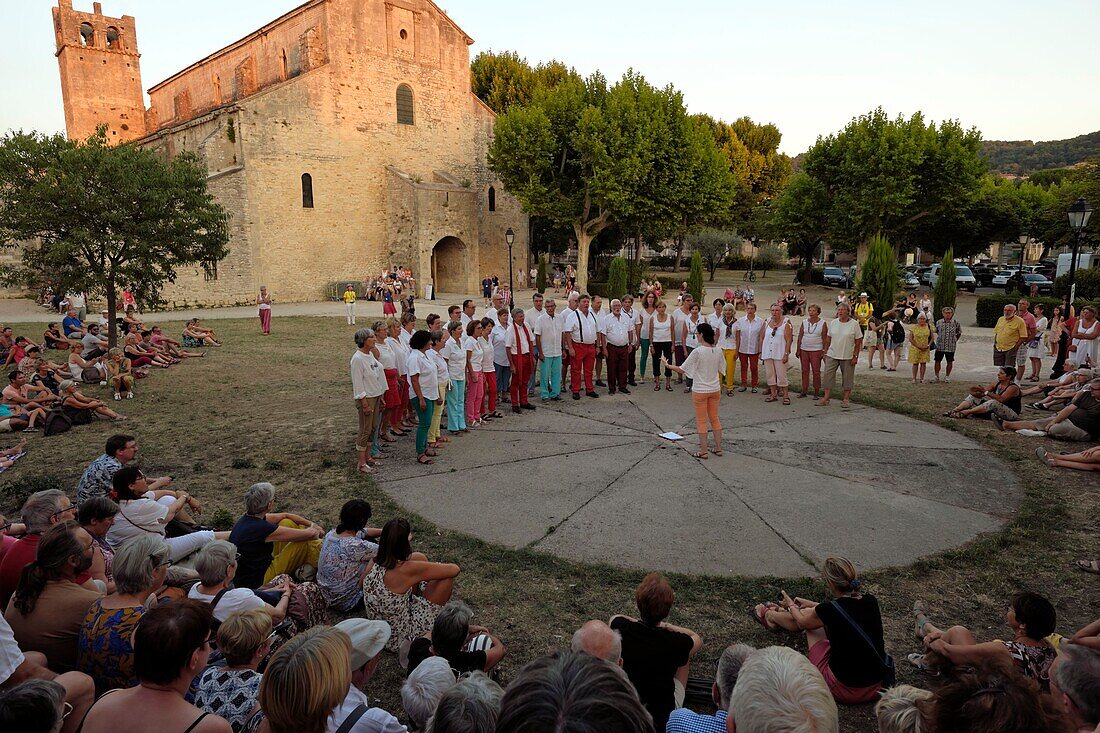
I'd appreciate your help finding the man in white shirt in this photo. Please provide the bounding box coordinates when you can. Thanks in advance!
[505,308,536,412]
[621,295,641,387]
[817,302,863,408]
[671,294,695,384]
[484,293,505,326]
[534,299,564,401]
[560,291,580,378]
[525,293,546,396]
[591,296,608,387]
[331,619,407,733]
[563,294,602,399]
[490,310,511,403]
[460,299,476,327]
[603,299,637,395]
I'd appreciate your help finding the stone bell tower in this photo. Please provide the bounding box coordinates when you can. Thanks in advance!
[53,0,146,143]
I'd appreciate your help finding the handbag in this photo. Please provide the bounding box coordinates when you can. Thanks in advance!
[830,599,896,688]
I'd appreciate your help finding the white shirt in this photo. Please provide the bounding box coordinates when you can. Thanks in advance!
[490,324,510,366]
[478,336,494,371]
[1072,319,1098,366]
[188,585,265,622]
[708,313,725,331]
[460,312,473,328]
[681,345,725,393]
[442,339,468,382]
[388,337,409,376]
[505,322,534,355]
[399,328,413,347]
[827,318,863,360]
[760,319,791,360]
[650,314,673,342]
[603,312,635,347]
[107,493,173,547]
[735,316,765,355]
[525,307,545,332]
[350,350,387,400]
[566,309,602,345]
[406,350,439,401]
[800,319,825,352]
[639,308,656,338]
[327,686,407,733]
[464,335,484,372]
[671,308,692,345]
[715,318,738,350]
[534,312,565,358]
[0,613,24,686]
[483,306,503,326]
[684,315,702,349]
[430,349,449,386]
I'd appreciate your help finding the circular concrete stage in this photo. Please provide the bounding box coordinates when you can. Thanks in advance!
[376,384,1021,578]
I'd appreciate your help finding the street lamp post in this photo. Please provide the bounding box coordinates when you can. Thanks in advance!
[505,227,516,300]
[1016,233,1028,295]
[1067,197,1093,308]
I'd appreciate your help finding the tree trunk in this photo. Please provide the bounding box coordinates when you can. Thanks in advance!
[574,225,594,294]
[633,227,643,268]
[105,282,118,349]
[708,259,718,281]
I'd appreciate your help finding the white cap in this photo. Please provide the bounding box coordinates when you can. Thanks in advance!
[335,618,391,669]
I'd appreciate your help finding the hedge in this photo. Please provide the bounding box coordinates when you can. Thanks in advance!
[975,294,1100,327]
[1055,267,1100,301]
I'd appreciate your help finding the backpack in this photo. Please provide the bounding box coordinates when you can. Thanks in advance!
[891,320,905,343]
[42,407,72,436]
[80,367,101,384]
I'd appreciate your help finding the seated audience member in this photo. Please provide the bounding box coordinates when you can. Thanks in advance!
[229,483,324,589]
[66,348,105,385]
[188,541,292,627]
[195,609,272,733]
[150,326,204,358]
[123,324,172,369]
[79,324,108,361]
[183,319,222,348]
[105,349,135,400]
[362,518,458,653]
[874,685,932,733]
[944,367,1022,420]
[570,619,623,665]
[3,336,32,368]
[401,656,455,732]
[727,646,838,733]
[21,345,64,378]
[78,497,118,594]
[915,659,1065,733]
[76,434,172,504]
[1027,367,1093,410]
[106,466,222,561]
[1036,444,1100,472]
[1069,616,1100,649]
[61,310,84,340]
[996,378,1100,442]
[78,600,232,733]
[751,557,887,704]
[3,370,55,412]
[0,402,32,433]
[29,361,63,396]
[430,671,502,733]
[1050,643,1100,733]
[496,652,654,733]
[909,591,1057,688]
[58,379,125,422]
[43,323,69,351]
[0,491,94,609]
[77,535,168,694]
[667,643,755,733]
[317,499,380,612]
[249,624,405,733]
[406,600,506,676]
[0,678,67,733]
[4,521,102,673]
[609,572,703,729]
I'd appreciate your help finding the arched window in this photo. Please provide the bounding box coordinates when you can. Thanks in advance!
[488,186,496,212]
[106,26,120,48]
[396,84,414,125]
[301,173,314,209]
[79,23,94,46]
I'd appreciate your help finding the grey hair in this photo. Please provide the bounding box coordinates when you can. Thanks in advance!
[569,621,622,663]
[610,299,621,307]
[446,321,463,334]
[545,299,556,307]
[1053,644,1100,725]
[22,490,67,533]
[836,302,851,313]
[728,646,837,733]
[715,643,755,708]
[354,328,375,348]
[112,534,170,595]
[402,656,456,731]
[874,684,932,733]
[430,671,504,733]
[193,539,237,586]
[510,307,524,318]
[371,320,387,334]
[430,330,445,345]
[432,601,473,654]
[244,482,275,515]
[0,678,66,733]
[722,303,736,314]
[567,292,579,302]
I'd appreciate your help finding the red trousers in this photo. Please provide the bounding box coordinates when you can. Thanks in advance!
[483,370,498,413]
[570,342,596,394]
[510,353,533,406]
[606,343,629,391]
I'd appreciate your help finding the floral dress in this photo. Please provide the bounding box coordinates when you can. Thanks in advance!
[78,598,146,694]
[195,667,262,733]
[317,530,378,612]
[361,563,441,652]
[908,323,934,364]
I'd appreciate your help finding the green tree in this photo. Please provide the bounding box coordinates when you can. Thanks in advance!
[767,173,829,283]
[536,254,548,293]
[856,234,899,317]
[471,52,581,114]
[687,250,705,304]
[687,228,739,281]
[607,256,628,299]
[0,129,230,347]
[932,248,957,315]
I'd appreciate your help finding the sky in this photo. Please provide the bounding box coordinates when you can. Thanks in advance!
[4,0,1099,155]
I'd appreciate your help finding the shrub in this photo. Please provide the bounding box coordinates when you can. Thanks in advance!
[974,294,1100,327]
[724,253,752,270]
[687,251,705,304]
[856,234,899,317]
[535,254,548,293]
[607,256,628,300]
[1054,266,1100,302]
[586,281,608,298]
[933,248,957,315]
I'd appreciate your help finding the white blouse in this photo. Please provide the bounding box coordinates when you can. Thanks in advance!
[681,345,725,393]
[442,338,468,382]
[464,335,484,373]
[650,314,673,342]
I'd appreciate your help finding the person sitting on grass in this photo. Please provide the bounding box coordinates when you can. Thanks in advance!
[28,361,62,397]
[1050,643,1100,733]
[406,600,507,676]
[42,323,70,351]
[183,319,221,348]
[140,329,182,366]
[909,591,1058,689]
[228,483,323,589]
[106,466,223,561]
[0,678,69,733]
[1026,367,1094,411]
[666,643,754,733]
[67,348,106,385]
[726,646,838,733]
[401,656,456,733]
[3,370,57,412]
[58,380,125,422]
[570,619,623,665]
[149,326,204,358]
[194,609,271,733]
[1020,360,1078,398]
[873,685,932,733]
[77,497,119,594]
[105,349,134,401]
[944,367,1022,420]
[1035,444,1100,472]
[61,310,85,340]
[994,378,1100,442]
[751,556,887,705]
[430,670,503,733]
[123,324,171,369]
[316,499,381,613]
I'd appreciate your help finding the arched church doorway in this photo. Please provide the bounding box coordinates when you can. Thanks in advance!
[431,236,467,295]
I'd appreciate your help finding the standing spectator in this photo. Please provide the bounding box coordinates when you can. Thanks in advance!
[1069,305,1099,367]
[907,313,935,384]
[350,328,388,474]
[1026,304,1048,381]
[228,483,323,588]
[257,286,273,336]
[796,304,827,399]
[853,292,874,333]
[666,644,754,733]
[726,646,838,733]
[67,292,87,323]
[994,304,1029,367]
[883,310,906,371]
[342,285,358,326]
[610,573,703,729]
[534,299,563,402]
[563,294,601,400]
[817,303,863,408]
[933,307,962,383]
[1016,298,1038,377]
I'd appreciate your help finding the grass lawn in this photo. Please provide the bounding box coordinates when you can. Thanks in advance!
[1,315,1096,732]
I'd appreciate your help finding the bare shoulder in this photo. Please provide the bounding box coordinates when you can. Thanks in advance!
[198,713,235,733]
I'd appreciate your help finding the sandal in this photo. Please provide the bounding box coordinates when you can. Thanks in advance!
[764,396,778,403]
[666,384,673,392]
[691,451,708,460]
[912,600,931,638]
[425,449,439,457]
[906,653,941,677]
[782,397,791,405]
[654,382,661,391]
[749,604,780,631]
[726,389,734,396]
[1076,559,1100,575]
[417,455,434,465]
[357,463,373,474]
[751,387,758,393]
[713,449,723,456]
[1035,447,1054,466]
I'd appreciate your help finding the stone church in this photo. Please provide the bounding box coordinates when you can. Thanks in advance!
[51,0,528,306]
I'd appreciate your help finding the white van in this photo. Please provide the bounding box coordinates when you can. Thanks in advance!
[925,263,977,292]
[1056,253,1097,279]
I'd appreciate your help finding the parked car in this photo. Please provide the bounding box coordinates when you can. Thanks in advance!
[971,265,997,287]
[822,266,847,287]
[1007,272,1054,296]
[902,272,920,290]
[991,270,1015,286]
[924,263,978,292]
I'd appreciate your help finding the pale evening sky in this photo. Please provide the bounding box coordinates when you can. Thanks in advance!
[3,0,1098,155]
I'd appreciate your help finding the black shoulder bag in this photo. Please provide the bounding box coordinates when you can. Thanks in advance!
[830,600,896,687]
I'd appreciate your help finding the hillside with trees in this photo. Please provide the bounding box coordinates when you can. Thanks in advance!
[981,130,1100,176]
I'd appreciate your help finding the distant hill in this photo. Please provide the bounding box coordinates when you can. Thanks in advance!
[981,130,1100,176]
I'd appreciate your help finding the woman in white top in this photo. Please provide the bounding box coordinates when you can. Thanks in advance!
[1070,305,1099,368]
[406,330,440,464]
[350,328,388,474]
[1026,304,1048,382]
[664,322,725,460]
[372,320,402,447]
[490,310,512,403]
[735,302,765,392]
[648,301,674,392]
[427,330,451,450]
[638,291,659,383]
[796,304,828,398]
[257,286,272,335]
[760,305,793,404]
[463,321,486,427]
[715,303,739,396]
[386,319,414,432]
[478,317,502,419]
[442,321,469,433]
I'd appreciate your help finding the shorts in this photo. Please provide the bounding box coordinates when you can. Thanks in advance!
[1033,417,1093,442]
[994,347,1019,367]
[0,419,12,432]
[934,350,955,363]
[807,639,881,705]
[673,678,685,709]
